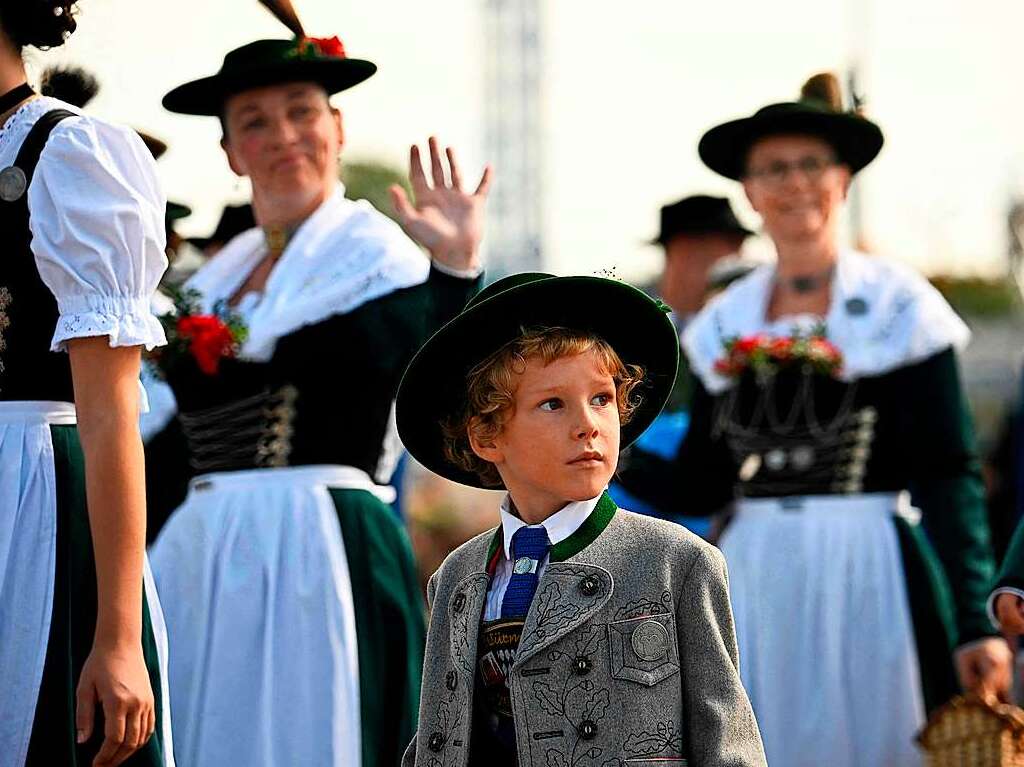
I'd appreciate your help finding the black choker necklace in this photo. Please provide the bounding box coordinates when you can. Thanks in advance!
[0,83,34,116]
[776,265,835,294]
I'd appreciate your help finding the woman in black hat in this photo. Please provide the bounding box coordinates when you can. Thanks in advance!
[0,4,174,767]
[620,74,1009,766]
[146,29,491,767]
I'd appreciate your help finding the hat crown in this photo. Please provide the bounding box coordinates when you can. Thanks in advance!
[464,272,554,310]
[654,195,751,243]
[220,38,304,73]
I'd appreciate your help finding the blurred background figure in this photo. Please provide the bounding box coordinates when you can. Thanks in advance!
[620,71,1011,766]
[187,203,255,259]
[609,195,753,536]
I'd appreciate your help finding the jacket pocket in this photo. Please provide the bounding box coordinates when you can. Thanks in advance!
[607,612,680,686]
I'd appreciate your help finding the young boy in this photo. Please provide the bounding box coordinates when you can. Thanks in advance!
[397,273,766,766]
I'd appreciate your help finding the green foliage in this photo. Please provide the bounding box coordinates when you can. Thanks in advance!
[341,159,410,225]
[929,276,1021,318]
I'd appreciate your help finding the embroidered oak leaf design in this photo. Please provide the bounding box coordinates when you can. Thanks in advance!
[582,688,610,723]
[574,623,606,657]
[534,680,565,716]
[614,591,673,620]
[623,722,684,756]
[545,749,569,767]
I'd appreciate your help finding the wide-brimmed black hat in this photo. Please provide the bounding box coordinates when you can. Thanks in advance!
[396,273,680,489]
[651,195,753,245]
[188,204,256,250]
[163,36,376,116]
[698,100,884,181]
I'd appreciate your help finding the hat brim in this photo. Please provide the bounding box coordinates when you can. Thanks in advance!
[396,276,680,489]
[649,222,754,245]
[162,59,377,116]
[698,107,884,181]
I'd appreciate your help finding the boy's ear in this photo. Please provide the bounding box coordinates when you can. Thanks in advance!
[468,424,503,464]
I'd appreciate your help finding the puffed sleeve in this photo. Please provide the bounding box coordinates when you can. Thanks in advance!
[27,114,168,351]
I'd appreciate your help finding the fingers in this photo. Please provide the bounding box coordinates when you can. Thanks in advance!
[76,680,97,745]
[997,595,1024,635]
[389,184,418,225]
[428,136,447,189]
[408,144,428,198]
[446,146,464,191]
[474,164,494,197]
[114,709,143,764]
[93,701,126,767]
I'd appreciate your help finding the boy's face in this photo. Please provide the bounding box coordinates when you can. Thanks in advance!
[472,349,621,521]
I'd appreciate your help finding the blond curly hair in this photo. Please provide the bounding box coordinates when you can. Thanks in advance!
[441,326,646,487]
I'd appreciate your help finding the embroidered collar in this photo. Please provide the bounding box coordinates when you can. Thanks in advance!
[683,248,970,393]
[485,492,618,574]
[185,183,430,361]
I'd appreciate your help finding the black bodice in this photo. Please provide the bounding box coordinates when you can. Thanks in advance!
[0,109,76,402]
[715,368,885,498]
[144,267,479,538]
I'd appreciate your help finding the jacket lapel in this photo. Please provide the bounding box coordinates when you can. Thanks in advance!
[513,561,614,668]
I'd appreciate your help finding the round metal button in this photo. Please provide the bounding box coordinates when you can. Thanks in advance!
[452,593,466,613]
[427,732,445,752]
[572,656,591,675]
[0,166,27,202]
[578,720,598,740]
[579,577,599,597]
[445,670,458,691]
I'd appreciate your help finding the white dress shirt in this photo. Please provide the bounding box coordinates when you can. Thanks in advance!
[483,493,603,621]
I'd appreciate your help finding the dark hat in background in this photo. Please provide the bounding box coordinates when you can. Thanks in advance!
[396,273,680,489]
[698,72,884,181]
[188,204,256,250]
[651,195,753,245]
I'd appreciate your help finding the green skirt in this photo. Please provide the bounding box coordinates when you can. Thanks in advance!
[25,424,171,766]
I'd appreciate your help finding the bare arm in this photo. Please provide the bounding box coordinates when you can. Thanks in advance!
[68,336,154,766]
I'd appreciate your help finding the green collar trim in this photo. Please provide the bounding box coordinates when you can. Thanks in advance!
[484,492,618,573]
[551,492,617,562]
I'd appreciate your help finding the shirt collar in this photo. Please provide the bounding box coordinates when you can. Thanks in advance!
[498,493,604,560]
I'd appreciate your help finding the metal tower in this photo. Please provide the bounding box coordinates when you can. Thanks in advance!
[483,0,544,276]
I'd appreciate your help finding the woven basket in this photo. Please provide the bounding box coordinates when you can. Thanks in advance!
[918,695,1024,766]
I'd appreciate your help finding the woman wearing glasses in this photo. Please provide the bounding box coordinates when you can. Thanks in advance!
[618,74,1009,766]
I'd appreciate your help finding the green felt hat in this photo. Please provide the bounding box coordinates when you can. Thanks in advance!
[162,36,376,116]
[698,99,884,181]
[396,273,680,489]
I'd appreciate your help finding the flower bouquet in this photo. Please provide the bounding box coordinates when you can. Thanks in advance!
[149,287,248,377]
[714,329,842,381]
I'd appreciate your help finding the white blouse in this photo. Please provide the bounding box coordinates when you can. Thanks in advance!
[0,96,167,352]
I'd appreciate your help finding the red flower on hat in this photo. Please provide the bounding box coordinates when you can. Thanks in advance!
[177,315,237,375]
[308,36,346,58]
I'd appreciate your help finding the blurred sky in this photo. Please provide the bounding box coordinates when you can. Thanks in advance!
[30,0,1024,282]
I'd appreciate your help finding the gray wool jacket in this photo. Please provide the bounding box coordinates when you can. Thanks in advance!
[402,495,766,767]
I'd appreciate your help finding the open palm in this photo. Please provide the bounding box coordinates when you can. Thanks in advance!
[390,136,493,272]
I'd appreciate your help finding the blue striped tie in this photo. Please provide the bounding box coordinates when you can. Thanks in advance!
[500,526,551,620]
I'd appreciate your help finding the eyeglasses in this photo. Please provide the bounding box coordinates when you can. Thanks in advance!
[745,155,838,186]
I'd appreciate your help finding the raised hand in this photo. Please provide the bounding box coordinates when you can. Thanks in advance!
[390,136,493,273]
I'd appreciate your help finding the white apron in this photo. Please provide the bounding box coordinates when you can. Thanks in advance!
[0,401,174,767]
[720,491,925,767]
[150,464,394,767]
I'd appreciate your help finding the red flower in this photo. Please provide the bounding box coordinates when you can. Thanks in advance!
[808,337,841,361]
[308,35,346,58]
[768,337,794,360]
[177,315,235,375]
[734,335,768,355]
